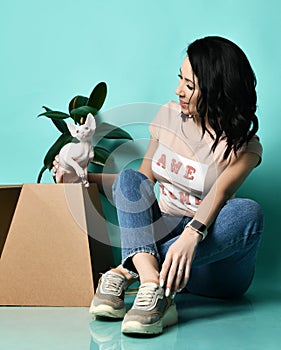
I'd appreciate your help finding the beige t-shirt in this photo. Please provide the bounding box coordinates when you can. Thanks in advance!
[149,101,262,217]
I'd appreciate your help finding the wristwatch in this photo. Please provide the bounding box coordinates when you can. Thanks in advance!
[185,219,208,240]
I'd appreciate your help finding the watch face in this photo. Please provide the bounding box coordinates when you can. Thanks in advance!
[191,220,206,232]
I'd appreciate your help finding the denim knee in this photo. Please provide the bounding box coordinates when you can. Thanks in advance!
[225,198,264,234]
[112,169,156,212]
[113,169,143,201]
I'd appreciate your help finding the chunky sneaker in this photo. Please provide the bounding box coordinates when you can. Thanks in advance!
[89,271,133,319]
[121,282,178,335]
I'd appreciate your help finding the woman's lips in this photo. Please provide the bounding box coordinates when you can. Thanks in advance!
[179,100,189,108]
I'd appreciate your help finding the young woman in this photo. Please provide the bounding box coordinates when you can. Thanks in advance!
[56,36,264,336]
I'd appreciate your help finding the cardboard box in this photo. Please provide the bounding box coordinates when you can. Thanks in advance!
[0,183,114,306]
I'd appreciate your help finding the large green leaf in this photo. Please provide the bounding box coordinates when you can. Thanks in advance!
[70,106,98,125]
[52,118,69,133]
[42,106,52,112]
[94,137,132,154]
[38,111,70,120]
[40,106,69,133]
[94,122,133,140]
[87,82,107,111]
[87,162,104,175]
[68,95,89,113]
[43,132,73,169]
[92,146,111,165]
[68,95,89,125]
[70,105,98,116]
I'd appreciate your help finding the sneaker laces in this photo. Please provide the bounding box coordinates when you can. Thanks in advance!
[101,272,125,296]
[134,283,159,309]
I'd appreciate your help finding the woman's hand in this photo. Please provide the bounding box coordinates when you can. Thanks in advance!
[159,228,201,297]
[52,155,60,182]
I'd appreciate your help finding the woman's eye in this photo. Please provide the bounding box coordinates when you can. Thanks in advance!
[178,74,194,90]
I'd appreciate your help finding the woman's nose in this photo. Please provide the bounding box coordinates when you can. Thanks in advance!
[175,82,184,96]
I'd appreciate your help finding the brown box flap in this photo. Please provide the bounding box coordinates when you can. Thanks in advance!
[0,184,95,306]
[0,186,22,257]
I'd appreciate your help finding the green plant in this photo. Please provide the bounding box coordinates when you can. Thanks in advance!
[37,82,132,183]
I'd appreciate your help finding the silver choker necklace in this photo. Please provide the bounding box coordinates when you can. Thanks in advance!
[181,113,194,121]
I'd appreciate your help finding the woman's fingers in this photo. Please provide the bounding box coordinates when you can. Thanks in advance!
[174,262,188,293]
[165,259,190,296]
[160,253,187,296]
[52,155,60,177]
[165,260,180,296]
[159,255,172,289]
[160,232,199,297]
[179,263,190,291]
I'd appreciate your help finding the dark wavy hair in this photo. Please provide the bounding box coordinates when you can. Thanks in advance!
[187,36,258,158]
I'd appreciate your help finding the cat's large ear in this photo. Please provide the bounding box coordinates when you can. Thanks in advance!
[67,123,79,137]
[85,113,96,131]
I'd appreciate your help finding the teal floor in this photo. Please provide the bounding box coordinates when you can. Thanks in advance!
[1,282,280,350]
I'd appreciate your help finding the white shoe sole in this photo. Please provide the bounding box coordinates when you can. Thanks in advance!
[121,304,178,335]
[89,303,126,319]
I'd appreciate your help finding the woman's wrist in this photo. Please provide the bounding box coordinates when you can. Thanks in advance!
[182,226,203,243]
[185,219,208,241]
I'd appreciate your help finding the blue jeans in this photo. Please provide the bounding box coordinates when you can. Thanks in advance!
[112,169,264,298]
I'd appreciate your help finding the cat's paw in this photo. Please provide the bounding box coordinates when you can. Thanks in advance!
[76,169,85,178]
[81,177,90,187]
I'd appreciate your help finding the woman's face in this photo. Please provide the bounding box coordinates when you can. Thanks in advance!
[175,56,200,116]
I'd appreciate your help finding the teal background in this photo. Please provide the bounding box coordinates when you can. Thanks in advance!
[1,0,280,288]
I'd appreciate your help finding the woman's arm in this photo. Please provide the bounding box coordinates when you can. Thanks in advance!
[52,154,118,192]
[88,173,117,192]
[137,138,158,182]
[54,137,158,193]
[160,151,261,295]
[88,137,158,191]
[191,151,260,228]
